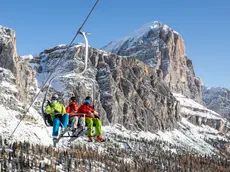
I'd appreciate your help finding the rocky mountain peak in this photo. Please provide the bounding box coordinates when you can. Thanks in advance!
[103,21,202,103]
[103,21,178,53]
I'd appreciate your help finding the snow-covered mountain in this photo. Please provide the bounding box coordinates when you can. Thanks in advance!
[29,39,230,155]
[203,86,230,119]
[0,26,52,145]
[103,21,202,103]
[0,25,230,162]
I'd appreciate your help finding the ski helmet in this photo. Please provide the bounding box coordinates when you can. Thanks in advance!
[51,94,59,100]
[85,96,92,101]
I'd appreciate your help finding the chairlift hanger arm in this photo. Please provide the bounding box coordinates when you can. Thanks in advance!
[69,0,99,46]
[44,31,90,99]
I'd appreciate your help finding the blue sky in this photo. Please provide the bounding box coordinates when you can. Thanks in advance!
[1,0,230,89]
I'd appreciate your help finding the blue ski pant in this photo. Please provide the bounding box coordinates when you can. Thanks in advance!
[52,113,69,136]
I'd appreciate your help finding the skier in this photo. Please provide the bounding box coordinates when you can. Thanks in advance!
[65,96,84,136]
[45,94,69,139]
[77,96,105,142]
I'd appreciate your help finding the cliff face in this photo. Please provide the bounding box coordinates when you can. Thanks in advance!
[95,52,181,132]
[0,27,52,144]
[30,45,181,132]
[103,21,202,103]
[0,26,37,102]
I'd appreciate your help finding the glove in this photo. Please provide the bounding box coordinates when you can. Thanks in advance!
[94,111,100,118]
[95,114,100,119]
[88,111,94,118]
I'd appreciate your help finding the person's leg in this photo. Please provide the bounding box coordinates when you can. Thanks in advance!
[94,118,102,136]
[68,116,73,127]
[61,113,69,129]
[75,117,84,136]
[69,116,78,131]
[71,117,84,136]
[52,118,60,136]
[73,117,79,130]
[94,118,104,141]
[78,117,84,129]
[85,118,93,137]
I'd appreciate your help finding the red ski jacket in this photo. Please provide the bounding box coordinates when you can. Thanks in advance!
[66,103,79,117]
[77,103,95,118]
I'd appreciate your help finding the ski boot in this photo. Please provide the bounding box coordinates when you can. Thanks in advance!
[95,136,105,142]
[88,137,93,142]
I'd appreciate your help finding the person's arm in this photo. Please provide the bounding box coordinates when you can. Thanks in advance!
[45,105,53,115]
[78,105,94,118]
[89,105,95,113]
[66,106,70,113]
[61,104,66,115]
[94,111,99,118]
[66,106,72,115]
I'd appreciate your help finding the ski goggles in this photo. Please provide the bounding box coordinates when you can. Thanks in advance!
[51,97,58,100]
[85,99,91,104]
[69,99,76,103]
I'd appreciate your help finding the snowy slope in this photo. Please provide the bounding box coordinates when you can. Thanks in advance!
[0,67,52,145]
[173,93,223,120]
[56,117,227,156]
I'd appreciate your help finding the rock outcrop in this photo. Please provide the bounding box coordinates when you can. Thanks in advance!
[0,26,37,102]
[203,86,230,119]
[103,21,202,103]
[173,93,229,133]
